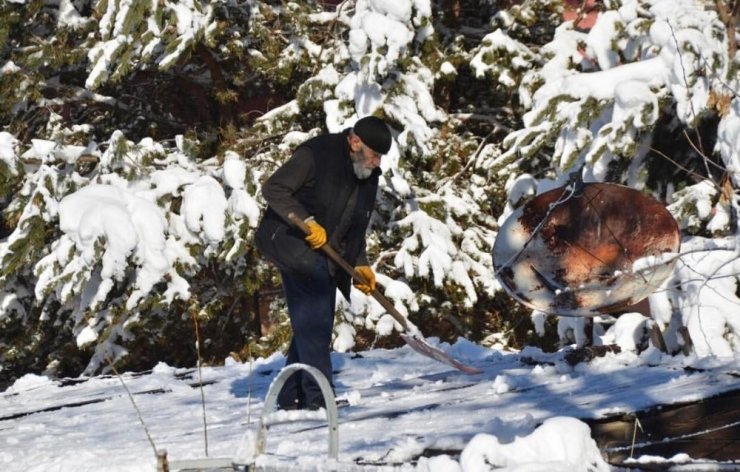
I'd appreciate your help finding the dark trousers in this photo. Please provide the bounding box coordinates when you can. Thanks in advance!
[277,255,337,408]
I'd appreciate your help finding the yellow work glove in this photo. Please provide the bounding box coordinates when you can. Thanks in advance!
[304,219,327,249]
[353,266,376,294]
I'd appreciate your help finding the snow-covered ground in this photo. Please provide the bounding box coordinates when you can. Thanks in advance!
[1,339,738,471]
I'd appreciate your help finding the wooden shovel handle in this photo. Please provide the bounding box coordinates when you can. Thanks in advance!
[287,212,411,331]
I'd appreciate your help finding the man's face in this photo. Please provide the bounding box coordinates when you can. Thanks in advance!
[349,135,381,180]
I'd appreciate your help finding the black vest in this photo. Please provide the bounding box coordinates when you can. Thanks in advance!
[255,130,380,299]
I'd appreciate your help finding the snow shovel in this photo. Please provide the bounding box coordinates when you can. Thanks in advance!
[288,213,481,375]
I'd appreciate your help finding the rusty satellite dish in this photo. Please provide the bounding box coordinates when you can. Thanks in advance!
[493,183,680,317]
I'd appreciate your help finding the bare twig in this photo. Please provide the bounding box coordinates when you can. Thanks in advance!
[105,353,159,458]
[439,111,515,189]
[666,21,718,184]
[437,128,495,191]
[681,130,726,173]
[715,0,738,59]
[697,51,740,98]
[648,146,721,188]
[191,311,209,457]
[630,416,644,458]
[246,346,254,426]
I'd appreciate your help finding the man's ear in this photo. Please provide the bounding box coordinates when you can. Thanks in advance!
[348,133,363,152]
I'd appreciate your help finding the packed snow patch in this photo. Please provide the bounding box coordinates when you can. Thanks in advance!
[460,417,610,472]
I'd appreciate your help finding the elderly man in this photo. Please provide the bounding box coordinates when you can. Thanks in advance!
[255,116,392,410]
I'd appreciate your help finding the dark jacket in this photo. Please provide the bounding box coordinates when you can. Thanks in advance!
[255,129,380,299]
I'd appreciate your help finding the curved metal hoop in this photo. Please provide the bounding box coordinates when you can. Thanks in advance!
[256,363,338,460]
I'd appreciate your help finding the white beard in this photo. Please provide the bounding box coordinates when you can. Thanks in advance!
[353,162,373,179]
[351,152,373,179]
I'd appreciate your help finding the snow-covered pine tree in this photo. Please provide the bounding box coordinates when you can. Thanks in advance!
[245,0,521,352]
[0,0,534,382]
[0,0,271,382]
[472,0,740,355]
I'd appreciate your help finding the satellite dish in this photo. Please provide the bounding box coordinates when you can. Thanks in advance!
[492,183,680,317]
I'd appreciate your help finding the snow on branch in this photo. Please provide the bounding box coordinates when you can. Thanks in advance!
[0,132,21,175]
[389,189,495,309]
[86,0,217,90]
[482,0,733,181]
[0,126,265,372]
[649,236,740,356]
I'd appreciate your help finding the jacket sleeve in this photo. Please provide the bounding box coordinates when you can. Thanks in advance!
[261,147,315,224]
[355,243,369,266]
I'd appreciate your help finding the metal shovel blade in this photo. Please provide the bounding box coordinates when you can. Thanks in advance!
[401,333,482,374]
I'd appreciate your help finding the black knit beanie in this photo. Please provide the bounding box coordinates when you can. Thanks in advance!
[353,116,392,154]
